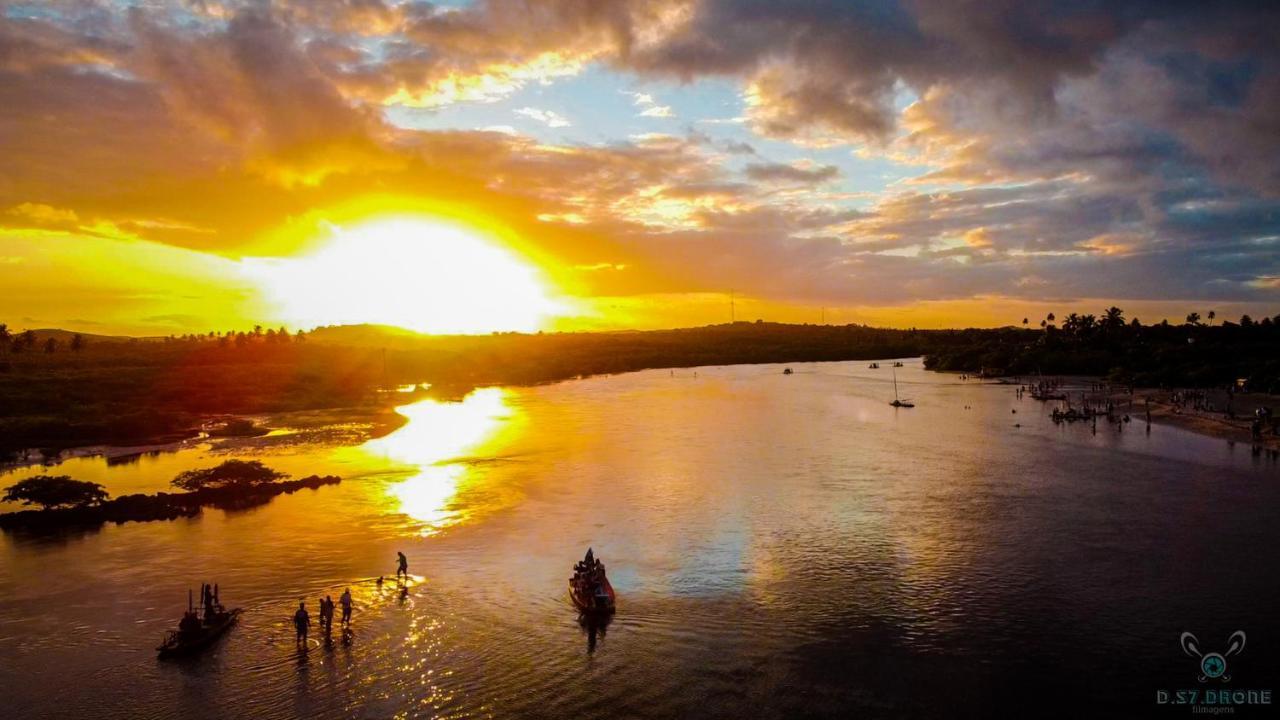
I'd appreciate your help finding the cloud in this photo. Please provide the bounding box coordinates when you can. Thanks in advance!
[625,89,675,119]
[744,162,840,185]
[0,0,1276,331]
[514,107,572,128]
[639,104,674,118]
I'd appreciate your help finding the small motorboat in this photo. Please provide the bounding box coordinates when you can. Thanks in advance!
[157,585,241,659]
[782,368,793,375]
[569,548,616,614]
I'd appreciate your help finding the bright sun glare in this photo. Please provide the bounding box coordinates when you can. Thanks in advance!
[245,217,565,334]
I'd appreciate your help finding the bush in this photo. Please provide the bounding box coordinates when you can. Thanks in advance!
[3,475,109,509]
[171,460,287,491]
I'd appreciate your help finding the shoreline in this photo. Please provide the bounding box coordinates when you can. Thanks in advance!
[1005,375,1280,451]
[5,365,1278,476]
[1,405,410,473]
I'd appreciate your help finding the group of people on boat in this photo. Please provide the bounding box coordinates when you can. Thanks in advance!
[174,582,227,639]
[569,548,614,612]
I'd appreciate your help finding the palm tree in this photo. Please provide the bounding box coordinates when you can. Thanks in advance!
[70,333,84,352]
[1207,310,1216,326]
[1022,317,1029,327]
[1186,312,1201,326]
[43,337,58,354]
[1103,306,1124,331]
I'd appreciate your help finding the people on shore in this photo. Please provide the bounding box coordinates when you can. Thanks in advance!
[293,602,310,646]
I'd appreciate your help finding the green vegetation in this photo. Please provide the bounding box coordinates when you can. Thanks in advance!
[2,475,109,510]
[171,460,287,491]
[924,309,1280,390]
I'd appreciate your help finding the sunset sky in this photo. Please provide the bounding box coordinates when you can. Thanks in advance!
[2,1,1278,335]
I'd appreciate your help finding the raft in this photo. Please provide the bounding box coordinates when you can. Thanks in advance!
[157,609,242,659]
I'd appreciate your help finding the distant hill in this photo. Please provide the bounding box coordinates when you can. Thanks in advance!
[25,329,157,343]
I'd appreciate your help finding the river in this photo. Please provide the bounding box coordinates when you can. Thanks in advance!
[2,360,1278,718]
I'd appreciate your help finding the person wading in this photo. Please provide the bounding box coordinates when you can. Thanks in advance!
[293,602,311,647]
[340,588,353,627]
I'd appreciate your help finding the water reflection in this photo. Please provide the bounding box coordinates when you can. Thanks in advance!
[3,362,1279,720]
[362,388,514,534]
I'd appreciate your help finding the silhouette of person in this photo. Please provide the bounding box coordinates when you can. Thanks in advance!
[396,551,409,580]
[293,602,310,646]
[320,595,334,637]
[340,588,353,626]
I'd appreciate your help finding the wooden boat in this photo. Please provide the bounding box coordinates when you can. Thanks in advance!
[157,608,241,658]
[569,548,616,614]
[569,574,616,614]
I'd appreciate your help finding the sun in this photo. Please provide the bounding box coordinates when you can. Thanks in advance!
[243,215,567,334]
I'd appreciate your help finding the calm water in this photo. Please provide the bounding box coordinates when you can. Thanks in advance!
[2,360,1278,719]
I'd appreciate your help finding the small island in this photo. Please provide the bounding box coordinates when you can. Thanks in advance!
[0,460,341,532]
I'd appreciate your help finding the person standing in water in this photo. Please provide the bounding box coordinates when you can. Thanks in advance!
[319,595,334,638]
[293,602,311,647]
[396,551,409,580]
[339,588,353,627]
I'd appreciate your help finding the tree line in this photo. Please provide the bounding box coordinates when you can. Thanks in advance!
[928,307,1280,390]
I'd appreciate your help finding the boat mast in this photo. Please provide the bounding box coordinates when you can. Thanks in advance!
[893,367,899,401]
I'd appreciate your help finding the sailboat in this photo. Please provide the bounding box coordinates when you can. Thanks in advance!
[890,368,915,408]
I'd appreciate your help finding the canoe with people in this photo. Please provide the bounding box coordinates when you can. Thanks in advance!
[569,547,616,614]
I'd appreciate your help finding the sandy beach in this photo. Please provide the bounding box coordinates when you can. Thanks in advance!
[1006,376,1280,452]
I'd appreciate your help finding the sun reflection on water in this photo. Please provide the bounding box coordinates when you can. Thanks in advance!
[360,388,516,535]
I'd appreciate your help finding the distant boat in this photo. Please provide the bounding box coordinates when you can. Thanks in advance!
[893,361,904,367]
[890,368,915,408]
[783,368,793,375]
[869,362,880,369]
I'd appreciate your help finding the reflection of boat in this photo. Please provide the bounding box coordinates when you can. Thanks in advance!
[889,368,915,408]
[157,587,241,659]
[578,608,613,654]
[569,548,616,614]
[869,362,880,369]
